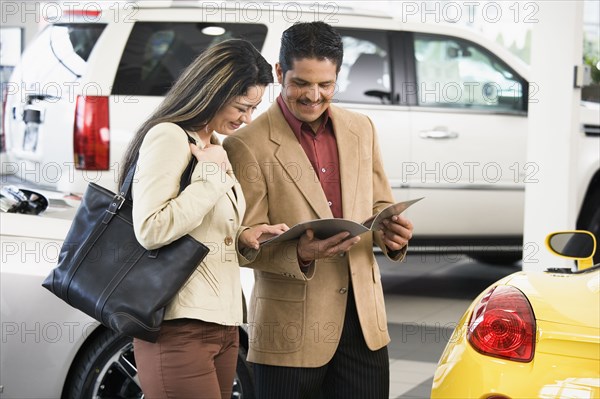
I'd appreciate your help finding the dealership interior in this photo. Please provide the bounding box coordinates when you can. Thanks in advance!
[1,1,599,399]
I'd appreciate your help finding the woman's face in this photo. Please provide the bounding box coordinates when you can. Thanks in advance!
[208,85,266,135]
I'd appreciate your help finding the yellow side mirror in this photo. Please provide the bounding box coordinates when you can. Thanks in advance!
[545,230,597,270]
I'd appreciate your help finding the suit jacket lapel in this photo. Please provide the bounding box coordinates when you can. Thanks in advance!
[330,106,360,220]
[268,104,333,219]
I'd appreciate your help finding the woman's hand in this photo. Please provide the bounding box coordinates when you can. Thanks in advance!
[189,143,231,172]
[239,224,290,250]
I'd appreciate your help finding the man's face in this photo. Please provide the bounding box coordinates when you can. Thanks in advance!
[276,58,337,125]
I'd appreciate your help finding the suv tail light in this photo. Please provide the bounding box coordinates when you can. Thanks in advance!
[63,9,102,18]
[467,285,536,362]
[1,85,7,152]
[74,95,109,170]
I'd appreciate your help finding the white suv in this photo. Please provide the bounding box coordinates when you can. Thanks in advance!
[2,1,599,265]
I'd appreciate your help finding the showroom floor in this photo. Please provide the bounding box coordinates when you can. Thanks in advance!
[386,295,469,398]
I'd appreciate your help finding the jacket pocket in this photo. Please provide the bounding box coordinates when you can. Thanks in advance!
[372,261,388,332]
[249,277,306,353]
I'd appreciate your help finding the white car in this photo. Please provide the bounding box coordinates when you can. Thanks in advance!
[4,2,598,264]
[0,187,256,398]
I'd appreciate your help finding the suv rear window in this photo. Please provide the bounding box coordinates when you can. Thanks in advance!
[42,23,106,78]
[112,22,268,96]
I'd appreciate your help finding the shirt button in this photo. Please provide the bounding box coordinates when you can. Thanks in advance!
[339,287,348,294]
[224,236,233,246]
[321,168,326,173]
[328,201,332,206]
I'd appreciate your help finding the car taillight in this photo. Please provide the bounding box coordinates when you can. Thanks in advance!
[63,9,102,18]
[467,285,536,362]
[1,85,7,152]
[74,95,109,170]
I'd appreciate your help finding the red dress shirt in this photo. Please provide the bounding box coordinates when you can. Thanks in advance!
[276,95,343,218]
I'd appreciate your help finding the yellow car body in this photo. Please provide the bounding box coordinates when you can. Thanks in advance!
[431,232,600,399]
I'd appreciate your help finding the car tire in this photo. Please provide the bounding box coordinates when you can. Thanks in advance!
[62,328,142,399]
[470,252,521,266]
[577,176,600,265]
[585,207,600,265]
[234,346,256,399]
[63,327,254,399]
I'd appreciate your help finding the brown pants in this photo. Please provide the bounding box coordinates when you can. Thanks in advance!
[134,318,239,399]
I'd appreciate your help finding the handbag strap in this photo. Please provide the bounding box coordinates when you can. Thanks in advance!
[118,132,199,203]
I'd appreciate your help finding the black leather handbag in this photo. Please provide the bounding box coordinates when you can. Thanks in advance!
[42,135,209,342]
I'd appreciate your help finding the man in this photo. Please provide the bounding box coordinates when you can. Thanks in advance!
[223,21,414,399]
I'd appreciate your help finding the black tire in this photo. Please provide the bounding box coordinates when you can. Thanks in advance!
[576,174,600,265]
[233,346,255,399]
[470,252,522,266]
[63,327,254,399]
[62,328,142,399]
[585,207,600,265]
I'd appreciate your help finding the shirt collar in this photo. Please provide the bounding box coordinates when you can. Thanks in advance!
[276,95,331,140]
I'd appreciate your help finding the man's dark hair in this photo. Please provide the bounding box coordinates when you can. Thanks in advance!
[279,21,344,79]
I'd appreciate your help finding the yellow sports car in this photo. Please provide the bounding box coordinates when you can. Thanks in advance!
[431,231,599,399]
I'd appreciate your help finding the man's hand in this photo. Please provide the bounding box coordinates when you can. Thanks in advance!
[379,214,413,252]
[297,230,361,262]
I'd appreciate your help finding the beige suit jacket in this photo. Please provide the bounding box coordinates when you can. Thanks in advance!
[224,103,404,367]
[132,122,246,326]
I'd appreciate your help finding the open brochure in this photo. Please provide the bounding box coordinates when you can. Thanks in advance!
[260,197,424,246]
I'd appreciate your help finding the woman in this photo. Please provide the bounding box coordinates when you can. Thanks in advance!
[119,39,287,399]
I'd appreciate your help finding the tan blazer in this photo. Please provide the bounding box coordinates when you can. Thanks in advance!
[224,103,404,367]
[132,122,246,326]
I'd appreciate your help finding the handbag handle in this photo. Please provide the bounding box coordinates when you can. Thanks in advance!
[119,133,198,201]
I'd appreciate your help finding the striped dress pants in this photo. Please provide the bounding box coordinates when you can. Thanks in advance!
[253,283,390,399]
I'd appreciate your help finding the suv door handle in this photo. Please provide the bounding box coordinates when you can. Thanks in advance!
[419,127,459,139]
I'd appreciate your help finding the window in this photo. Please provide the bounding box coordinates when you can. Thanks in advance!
[49,23,106,78]
[336,29,391,105]
[414,33,526,112]
[112,22,268,96]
